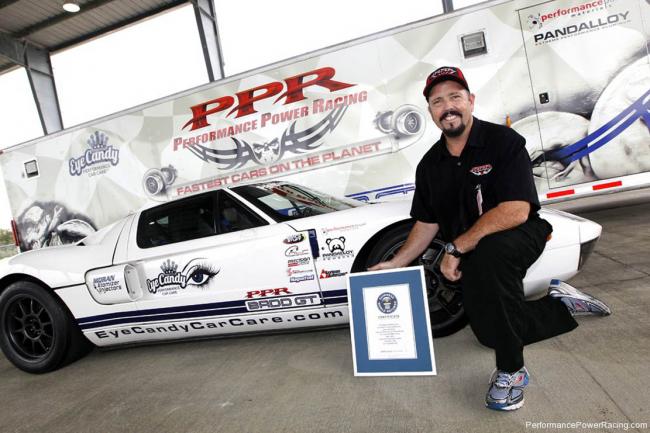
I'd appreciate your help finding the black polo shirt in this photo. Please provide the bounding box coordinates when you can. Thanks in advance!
[410,117,540,242]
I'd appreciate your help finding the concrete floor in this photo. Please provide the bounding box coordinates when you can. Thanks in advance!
[1,199,649,433]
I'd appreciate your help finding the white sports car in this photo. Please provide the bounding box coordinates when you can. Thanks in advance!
[0,182,601,373]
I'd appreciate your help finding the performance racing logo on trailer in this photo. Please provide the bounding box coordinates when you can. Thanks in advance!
[178,104,348,170]
[172,67,361,170]
[68,131,120,177]
[530,0,628,45]
[146,259,220,295]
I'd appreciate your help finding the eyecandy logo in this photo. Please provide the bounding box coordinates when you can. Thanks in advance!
[69,131,120,177]
[377,292,398,314]
[147,260,188,294]
[145,258,219,295]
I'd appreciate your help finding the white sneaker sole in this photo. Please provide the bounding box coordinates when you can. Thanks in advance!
[549,281,611,315]
[486,398,524,411]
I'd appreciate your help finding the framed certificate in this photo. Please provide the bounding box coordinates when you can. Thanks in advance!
[347,266,436,376]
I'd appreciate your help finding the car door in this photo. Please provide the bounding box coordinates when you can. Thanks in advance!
[116,190,322,335]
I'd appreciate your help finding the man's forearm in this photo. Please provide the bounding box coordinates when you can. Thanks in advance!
[454,201,530,253]
[391,221,439,267]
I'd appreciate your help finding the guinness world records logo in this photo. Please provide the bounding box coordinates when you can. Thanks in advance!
[376,292,398,314]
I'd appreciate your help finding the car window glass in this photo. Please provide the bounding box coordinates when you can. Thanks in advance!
[231,182,361,222]
[218,193,266,234]
[137,195,216,248]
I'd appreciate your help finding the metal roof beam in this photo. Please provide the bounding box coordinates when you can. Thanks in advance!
[191,0,224,81]
[25,45,63,134]
[0,30,25,67]
[0,31,63,133]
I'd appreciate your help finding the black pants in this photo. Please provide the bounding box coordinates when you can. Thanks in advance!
[460,217,578,373]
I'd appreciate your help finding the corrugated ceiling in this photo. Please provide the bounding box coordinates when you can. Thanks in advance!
[0,0,188,73]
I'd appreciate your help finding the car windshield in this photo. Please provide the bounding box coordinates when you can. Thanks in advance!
[231,182,362,221]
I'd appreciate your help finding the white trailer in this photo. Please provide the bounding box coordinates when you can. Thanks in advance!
[1,0,648,251]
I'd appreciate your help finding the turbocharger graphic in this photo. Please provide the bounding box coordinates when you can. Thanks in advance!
[143,165,177,198]
[374,104,425,138]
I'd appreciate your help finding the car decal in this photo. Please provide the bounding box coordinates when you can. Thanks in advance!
[77,289,349,330]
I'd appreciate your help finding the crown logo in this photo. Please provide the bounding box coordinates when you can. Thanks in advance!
[160,259,178,274]
[87,131,109,149]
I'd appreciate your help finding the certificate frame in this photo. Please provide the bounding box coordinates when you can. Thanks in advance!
[347,266,436,376]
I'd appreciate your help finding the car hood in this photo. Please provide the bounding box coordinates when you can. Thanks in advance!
[285,200,412,233]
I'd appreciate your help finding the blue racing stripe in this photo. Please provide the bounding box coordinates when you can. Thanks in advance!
[78,289,349,330]
[77,298,246,324]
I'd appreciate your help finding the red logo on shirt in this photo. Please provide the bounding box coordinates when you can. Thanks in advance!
[470,164,492,176]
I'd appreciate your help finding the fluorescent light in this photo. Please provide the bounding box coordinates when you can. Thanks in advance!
[62,3,81,13]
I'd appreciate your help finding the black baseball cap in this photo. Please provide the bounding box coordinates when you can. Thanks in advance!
[423,66,470,100]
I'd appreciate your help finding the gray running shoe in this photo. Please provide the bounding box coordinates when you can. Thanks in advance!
[485,366,529,411]
[548,279,611,316]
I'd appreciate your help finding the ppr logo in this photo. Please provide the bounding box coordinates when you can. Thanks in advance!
[183,67,355,131]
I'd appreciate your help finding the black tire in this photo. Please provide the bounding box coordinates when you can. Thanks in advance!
[0,281,92,373]
[365,225,468,338]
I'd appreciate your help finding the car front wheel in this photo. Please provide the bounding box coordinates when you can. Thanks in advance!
[365,225,468,337]
[0,281,91,373]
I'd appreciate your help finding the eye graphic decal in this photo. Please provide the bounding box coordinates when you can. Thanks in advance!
[182,260,220,288]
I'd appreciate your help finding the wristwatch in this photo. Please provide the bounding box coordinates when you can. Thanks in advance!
[444,242,462,258]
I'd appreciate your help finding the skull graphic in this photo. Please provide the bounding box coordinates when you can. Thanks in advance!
[251,138,281,165]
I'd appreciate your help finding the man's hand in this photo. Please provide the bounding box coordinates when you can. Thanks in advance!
[368,260,399,271]
[440,253,462,281]
[367,221,439,272]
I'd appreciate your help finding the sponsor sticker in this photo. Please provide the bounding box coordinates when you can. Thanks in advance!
[321,223,366,235]
[287,268,313,276]
[288,257,311,267]
[284,233,306,244]
[319,269,348,279]
[321,236,354,260]
[92,275,122,294]
[285,245,310,257]
[290,274,315,283]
